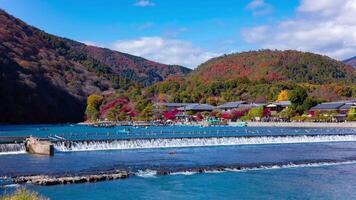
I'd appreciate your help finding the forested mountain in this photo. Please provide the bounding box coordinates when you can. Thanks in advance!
[191,50,355,84]
[0,9,190,123]
[148,50,356,104]
[344,56,356,69]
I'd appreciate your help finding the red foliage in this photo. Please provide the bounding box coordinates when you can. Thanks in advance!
[231,109,248,119]
[194,113,204,121]
[99,96,130,117]
[221,112,231,120]
[210,111,216,117]
[262,107,271,117]
[265,72,285,82]
[163,109,179,120]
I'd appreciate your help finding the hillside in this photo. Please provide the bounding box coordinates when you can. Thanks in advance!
[0,9,190,123]
[344,56,356,68]
[191,50,356,84]
[148,50,356,104]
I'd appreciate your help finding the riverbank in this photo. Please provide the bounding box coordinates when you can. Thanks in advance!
[232,122,356,128]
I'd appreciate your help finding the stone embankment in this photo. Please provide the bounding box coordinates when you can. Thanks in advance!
[13,171,129,185]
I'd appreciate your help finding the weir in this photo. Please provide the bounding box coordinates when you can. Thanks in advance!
[2,134,356,155]
[53,134,356,152]
[0,137,54,156]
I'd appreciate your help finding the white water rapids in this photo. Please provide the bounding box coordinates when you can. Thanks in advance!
[54,135,356,152]
[0,143,26,155]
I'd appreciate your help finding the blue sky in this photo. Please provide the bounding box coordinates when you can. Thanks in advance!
[1,0,355,68]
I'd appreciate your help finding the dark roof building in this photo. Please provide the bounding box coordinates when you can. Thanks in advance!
[217,101,246,110]
[310,102,346,111]
[178,104,215,112]
[266,101,291,108]
[239,103,265,109]
[339,103,356,111]
[156,102,194,108]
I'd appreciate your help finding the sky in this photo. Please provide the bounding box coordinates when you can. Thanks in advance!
[1,0,355,68]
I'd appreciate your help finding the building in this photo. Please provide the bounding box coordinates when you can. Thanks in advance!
[309,101,356,121]
[216,101,247,111]
[155,102,194,111]
[178,103,215,112]
[339,102,356,114]
[266,101,291,114]
[309,102,347,113]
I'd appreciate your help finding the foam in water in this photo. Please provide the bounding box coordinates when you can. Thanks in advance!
[170,171,197,176]
[2,184,20,188]
[135,170,157,178]
[0,144,26,155]
[54,135,356,152]
[224,160,356,173]
[132,160,356,178]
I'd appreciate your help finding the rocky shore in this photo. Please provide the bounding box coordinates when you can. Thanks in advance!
[13,171,129,185]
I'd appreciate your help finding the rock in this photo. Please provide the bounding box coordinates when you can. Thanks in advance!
[12,171,129,186]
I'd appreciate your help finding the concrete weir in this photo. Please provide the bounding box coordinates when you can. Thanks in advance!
[25,137,54,156]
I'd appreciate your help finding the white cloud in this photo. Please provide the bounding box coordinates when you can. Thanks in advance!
[246,0,273,16]
[241,0,356,60]
[133,0,155,7]
[110,37,219,68]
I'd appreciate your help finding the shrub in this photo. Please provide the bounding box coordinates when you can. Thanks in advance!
[347,108,356,121]
[0,188,46,200]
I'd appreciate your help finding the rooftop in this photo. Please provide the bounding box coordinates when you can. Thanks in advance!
[178,104,215,111]
[217,101,246,109]
[310,102,345,110]
[267,101,291,107]
[339,103,356,110]
[156,102,194,108]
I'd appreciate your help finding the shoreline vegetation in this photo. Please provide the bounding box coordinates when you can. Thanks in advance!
[0,188,46,200]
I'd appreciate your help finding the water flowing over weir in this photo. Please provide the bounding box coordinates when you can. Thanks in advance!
[54,134,356,152]
[135,159,356,178]
[0,143,26,155]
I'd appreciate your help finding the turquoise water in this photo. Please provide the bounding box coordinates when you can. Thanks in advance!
[32,164,356,200]
[1,125,356,199]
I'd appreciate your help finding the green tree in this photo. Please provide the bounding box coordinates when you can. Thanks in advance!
[140,103,153,121]
[289,87,307,105]
[301,97,318,111]
[289,87,308,115]
[248,107,263,119]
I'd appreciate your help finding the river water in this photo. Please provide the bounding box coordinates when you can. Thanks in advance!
[1,125,356,199]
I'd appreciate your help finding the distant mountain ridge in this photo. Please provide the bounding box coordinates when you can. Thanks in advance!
[0,9,191,123]
[191,50,356,84]
[148,50,356,104]
[343,56,356,68]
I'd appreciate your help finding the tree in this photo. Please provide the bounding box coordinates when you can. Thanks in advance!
[248,107,263,119]
[140,103,153,121]
[289,87,308,115]
[302,97,318,111]
[347,108,356,121]
[289,88,307,105]
[276,90,289,102]
[85,94,103,121]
